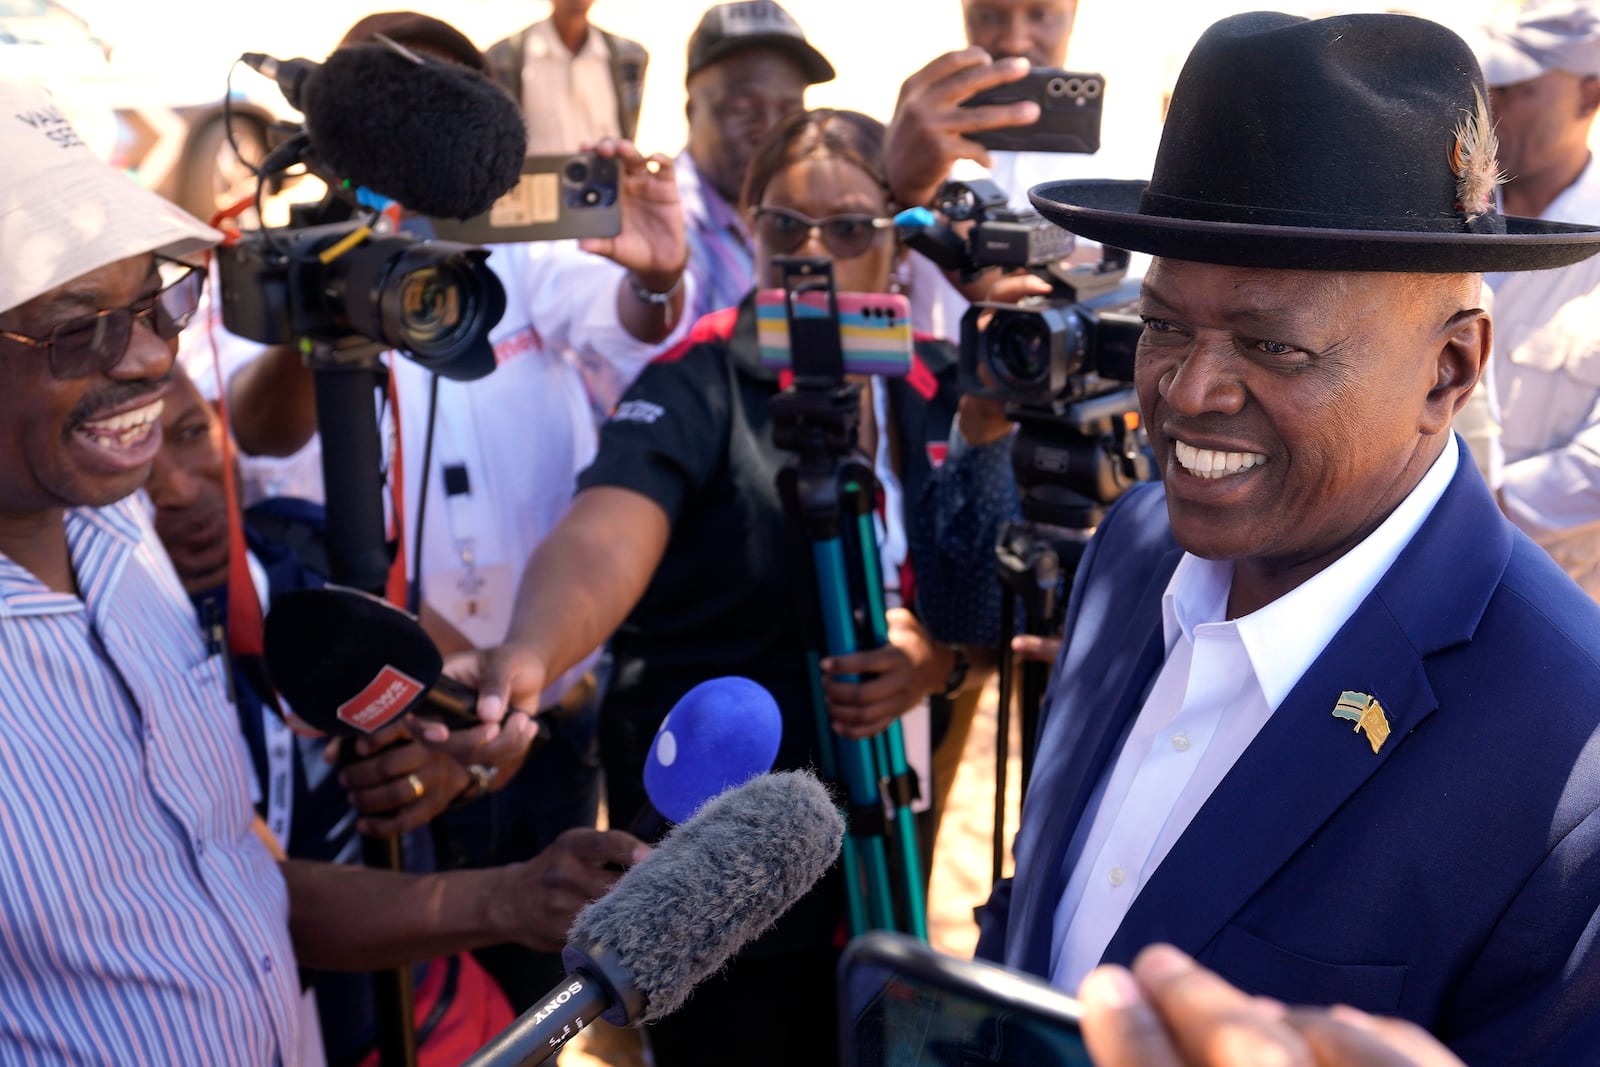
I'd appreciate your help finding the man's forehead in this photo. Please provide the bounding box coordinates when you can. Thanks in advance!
[8,254,158,323]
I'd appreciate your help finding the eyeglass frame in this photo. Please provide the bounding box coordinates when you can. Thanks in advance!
[0,258,205,381]
[750,205,897,260]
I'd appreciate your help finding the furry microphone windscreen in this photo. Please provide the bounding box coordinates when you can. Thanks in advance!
[300,44,527,219]
[563,770,844,1025]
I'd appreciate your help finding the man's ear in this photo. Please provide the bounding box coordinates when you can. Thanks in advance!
[1424,307,1492,434]
[1578,74,1600,120]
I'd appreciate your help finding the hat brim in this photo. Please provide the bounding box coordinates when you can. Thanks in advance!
[1029,180,1600,273]
[687,35,835,85]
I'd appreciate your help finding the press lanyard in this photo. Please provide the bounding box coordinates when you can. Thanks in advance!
[246,549,296,846]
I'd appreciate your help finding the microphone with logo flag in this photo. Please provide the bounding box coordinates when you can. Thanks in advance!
[461,770,844,1066]
[261,585,493,738]
[629,676,783,839]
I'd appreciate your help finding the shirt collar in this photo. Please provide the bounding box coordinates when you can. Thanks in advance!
[0,497,143,617]
[675,149,750,243]
[529,17,609,62]
[1162,440,1459,710]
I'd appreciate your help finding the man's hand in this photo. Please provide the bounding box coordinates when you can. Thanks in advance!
[822,608,953,739]
[579,138,688,293]
[1012,633,1062,665]
[884,48,1039,210]
[325,721,469,837]
[415,646,548,775]
[509,829,652,952]
[1078,944,1465,1067]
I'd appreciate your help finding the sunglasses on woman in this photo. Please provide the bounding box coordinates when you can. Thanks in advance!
[0,258,204,381]
[752,206,896,260]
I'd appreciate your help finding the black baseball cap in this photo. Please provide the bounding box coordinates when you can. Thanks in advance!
[685,1,835,85]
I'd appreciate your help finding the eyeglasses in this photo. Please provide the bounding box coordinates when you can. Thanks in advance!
[752,206,895,260]
[0,258,204,380]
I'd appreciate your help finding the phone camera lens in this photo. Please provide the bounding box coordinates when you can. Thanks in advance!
[581,188,602,206]
[1082,78,1102,98]
[1048,77,1070,97]
[563,159,590,184]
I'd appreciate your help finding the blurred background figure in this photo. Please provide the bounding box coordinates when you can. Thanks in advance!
[1471,0,1600,600]
[487,0,649,153]
[676,0,836,321]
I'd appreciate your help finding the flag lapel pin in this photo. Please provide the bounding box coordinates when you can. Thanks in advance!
[1332,691,1391,755]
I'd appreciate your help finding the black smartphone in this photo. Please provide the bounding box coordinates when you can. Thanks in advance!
[961,69,1104,154]
[838,932,1090,1067]
[428,151,621,243]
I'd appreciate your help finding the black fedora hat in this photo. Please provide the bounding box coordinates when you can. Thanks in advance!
[1029,11,1600,273]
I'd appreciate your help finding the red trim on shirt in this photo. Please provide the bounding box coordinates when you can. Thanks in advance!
[653,306,739,363]
[905,354,939,402]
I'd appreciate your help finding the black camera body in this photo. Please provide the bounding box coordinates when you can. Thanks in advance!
[217,213,507,381]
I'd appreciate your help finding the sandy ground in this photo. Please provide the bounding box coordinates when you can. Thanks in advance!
[562,681,1019,1066]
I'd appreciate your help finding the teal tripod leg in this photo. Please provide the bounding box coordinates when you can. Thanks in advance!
[804,648,867,937]
[813,535,898,932]
[845,487,929,942]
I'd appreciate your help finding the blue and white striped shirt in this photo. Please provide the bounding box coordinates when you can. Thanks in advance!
[0,497,299,1064]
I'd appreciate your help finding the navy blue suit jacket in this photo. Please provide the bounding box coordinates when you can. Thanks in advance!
[976,440,1600,1063]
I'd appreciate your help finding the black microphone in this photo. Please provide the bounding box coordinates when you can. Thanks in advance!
[242,43,526,218]
[462,770,845,1067]
[241,52,319,111]
[262,585,486,735]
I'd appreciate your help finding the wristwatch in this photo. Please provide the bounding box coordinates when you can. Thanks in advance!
[938,646,971,699]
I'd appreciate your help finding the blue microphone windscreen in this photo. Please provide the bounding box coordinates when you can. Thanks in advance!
[643,677,782,825]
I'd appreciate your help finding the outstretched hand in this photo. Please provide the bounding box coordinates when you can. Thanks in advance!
[884,47,1039,210]
[510,828,653,952]
[579,138,687,292]
[406,646,548,779]
[1079,944,1465,1067]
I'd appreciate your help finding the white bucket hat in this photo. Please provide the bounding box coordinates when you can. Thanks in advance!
[1472,0,1600,87]
[0,78,219,316]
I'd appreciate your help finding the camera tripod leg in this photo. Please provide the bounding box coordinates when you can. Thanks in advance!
[844,502,929,941]
[812,535,898,932]
[803,650,868,938]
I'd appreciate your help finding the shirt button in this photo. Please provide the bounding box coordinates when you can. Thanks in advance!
[262,956,273,973]
[1172,732,1191,752]
[1108,866,1126,887]
[195,837,204,856]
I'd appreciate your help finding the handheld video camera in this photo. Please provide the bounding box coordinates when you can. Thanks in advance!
[899,178,1153,527]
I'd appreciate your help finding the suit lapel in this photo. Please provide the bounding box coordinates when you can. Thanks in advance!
[1101,597,1436,965]
[1101,440,1511,966]
[1005,546,1179,976]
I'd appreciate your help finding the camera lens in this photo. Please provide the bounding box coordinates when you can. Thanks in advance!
[396,263,469,349]
[1048,77,1070,97]
[986,312,1053,391]
[563,159,590,184]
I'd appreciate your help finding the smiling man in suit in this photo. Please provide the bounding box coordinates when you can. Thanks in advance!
[975,11,1600,1064]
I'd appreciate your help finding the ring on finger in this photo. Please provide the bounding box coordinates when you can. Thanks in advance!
[406,772,425,801]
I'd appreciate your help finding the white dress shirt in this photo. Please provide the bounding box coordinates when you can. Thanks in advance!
[518,18,621,155]
[1049,440,1460,991]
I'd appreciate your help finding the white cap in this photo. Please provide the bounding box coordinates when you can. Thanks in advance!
[0,78,219,316]
[1473,0,1600,87]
